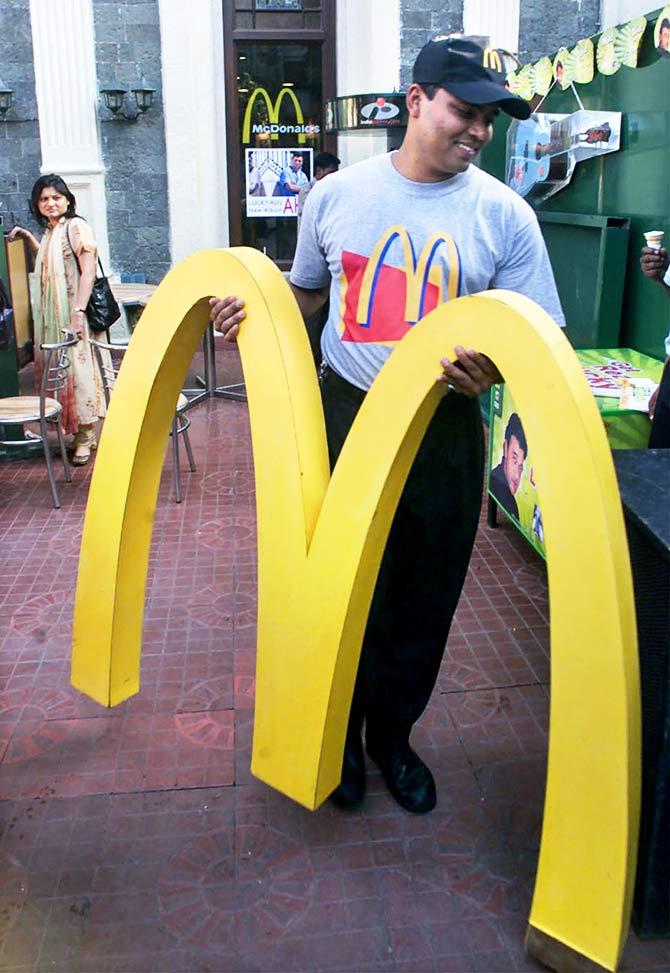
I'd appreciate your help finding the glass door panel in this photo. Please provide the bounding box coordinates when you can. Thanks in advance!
[237,42,323,262]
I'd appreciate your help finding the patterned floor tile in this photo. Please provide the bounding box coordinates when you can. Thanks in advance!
[0,375,666,973]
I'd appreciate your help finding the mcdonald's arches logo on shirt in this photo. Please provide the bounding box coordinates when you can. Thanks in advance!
[242,87,321,145]
[337,226,461,345]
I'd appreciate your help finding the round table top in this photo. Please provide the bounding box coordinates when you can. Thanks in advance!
[110,282,157,307]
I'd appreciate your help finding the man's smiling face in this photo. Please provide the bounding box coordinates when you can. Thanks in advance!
[410,86,499,180]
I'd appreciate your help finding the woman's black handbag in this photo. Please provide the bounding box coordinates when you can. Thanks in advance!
[66,221,121,334]
[84,264,121,334]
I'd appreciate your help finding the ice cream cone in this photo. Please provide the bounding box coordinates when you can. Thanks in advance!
[644,230,664,251]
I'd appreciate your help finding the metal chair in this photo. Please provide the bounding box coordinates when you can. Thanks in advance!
[0,332,78,508]
[90,337,196,503]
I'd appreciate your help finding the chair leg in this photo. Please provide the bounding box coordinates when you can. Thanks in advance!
[55,421,72,483]
[40,417,61,508]
[171,416,182,503]
[181,424,197,472]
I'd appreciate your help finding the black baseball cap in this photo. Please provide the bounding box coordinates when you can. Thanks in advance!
[412,37,531,120]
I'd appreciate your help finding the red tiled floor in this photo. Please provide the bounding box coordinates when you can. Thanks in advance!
[0,345,667,972]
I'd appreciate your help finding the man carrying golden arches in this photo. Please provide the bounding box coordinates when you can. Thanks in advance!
[211,37,565,814]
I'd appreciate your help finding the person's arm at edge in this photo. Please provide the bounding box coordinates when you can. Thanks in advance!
[640,246,670,297]
[640,246,670,418]
[6,226,40,255]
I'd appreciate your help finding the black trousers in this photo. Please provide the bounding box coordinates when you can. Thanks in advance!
[320,364,485,753]
[649,360,670,449]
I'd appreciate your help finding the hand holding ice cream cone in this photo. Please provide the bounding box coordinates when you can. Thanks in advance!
[641,230,669,282]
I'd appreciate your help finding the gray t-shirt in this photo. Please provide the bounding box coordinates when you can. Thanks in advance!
[291,152,565,390]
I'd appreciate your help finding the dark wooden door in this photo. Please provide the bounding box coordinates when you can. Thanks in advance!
[223,0,336,266]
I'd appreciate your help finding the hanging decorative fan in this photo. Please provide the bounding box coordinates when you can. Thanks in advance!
[597,27,620,75]
[571,38,595,83]
[532,57,554,96]
[597,17,647,75]
[614,17,647,67]
[507,63,534,101]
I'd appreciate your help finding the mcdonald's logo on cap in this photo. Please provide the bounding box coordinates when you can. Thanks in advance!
[356,226,461,329]
[242,87,320,145]
[483,48,503,73]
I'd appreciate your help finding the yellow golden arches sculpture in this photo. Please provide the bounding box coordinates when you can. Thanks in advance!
[70,248,639,972]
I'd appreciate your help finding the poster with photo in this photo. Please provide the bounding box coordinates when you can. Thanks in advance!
[488,385,546,559]
[245,148,313,218]
[506,110,621,202]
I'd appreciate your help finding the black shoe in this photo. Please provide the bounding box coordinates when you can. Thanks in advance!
[330,733,366,810]
[367,743,436,814]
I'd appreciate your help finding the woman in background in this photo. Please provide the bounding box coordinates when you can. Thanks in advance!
[8,174,108,465]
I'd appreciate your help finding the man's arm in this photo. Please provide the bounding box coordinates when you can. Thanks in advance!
[290,282,329,319]
[209,282,328,342]
[434,210,566,398]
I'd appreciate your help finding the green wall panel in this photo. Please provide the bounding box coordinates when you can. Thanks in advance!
[479,9,670,360]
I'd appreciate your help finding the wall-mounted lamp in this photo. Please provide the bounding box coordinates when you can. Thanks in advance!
[100,78,156,121]
[0,79,14,117]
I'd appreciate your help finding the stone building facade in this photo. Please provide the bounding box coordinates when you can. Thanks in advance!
[519,0,601,61]
[0,0,170,282]
[399,0,467,88]
[0,0,650,283]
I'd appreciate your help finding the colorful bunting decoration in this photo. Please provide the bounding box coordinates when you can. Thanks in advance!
[506,16,648,100]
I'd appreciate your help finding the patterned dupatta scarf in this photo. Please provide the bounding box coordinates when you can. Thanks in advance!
[32,219,77,432]
[32,219,71,344]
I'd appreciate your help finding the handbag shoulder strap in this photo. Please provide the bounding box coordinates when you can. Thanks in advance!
[65,217,106,278]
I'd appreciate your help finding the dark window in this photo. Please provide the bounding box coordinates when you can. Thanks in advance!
[233,0,323,30]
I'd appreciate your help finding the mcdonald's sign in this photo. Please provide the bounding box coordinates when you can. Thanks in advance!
[483,47,503,73]
[70,248,640,972]
[242,86,320,145]
[356,226,461,329]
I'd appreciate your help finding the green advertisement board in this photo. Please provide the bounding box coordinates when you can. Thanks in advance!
[576,347,664,447]
[487,348,664,559]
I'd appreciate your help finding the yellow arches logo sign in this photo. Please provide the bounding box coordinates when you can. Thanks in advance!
[356,225,461,328]
[242,86,320,145]
[483,47,503,73]
[70,249,639,973]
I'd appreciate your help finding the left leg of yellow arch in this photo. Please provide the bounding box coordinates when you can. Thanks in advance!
[71,250,639,971]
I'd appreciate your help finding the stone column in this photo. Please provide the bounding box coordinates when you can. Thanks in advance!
[336,0,401,167]
[29,0,111,269]
[158,0,230,262]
